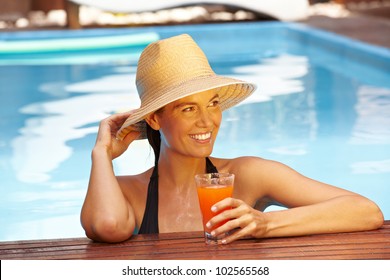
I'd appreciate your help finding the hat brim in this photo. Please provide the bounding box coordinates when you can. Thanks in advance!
[116,74,256,140]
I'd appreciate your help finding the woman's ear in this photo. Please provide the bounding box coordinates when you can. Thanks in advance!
[145,112,161,131]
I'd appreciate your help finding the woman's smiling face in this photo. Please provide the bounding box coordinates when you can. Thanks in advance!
[149,89,222,158]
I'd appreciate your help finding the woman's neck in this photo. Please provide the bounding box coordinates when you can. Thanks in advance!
[157,152,207,190]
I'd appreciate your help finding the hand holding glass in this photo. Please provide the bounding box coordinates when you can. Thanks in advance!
[195,173,234,244]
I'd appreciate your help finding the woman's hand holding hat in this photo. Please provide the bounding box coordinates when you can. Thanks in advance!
[94,111,141,160]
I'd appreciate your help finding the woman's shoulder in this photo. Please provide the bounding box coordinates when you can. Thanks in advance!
[210,156,272,174]
[210,156,275,201]
[117,167,153,192]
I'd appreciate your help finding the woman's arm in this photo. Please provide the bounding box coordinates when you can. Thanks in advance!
[80,112,140,243]
[208,157,384,243]
[262,159,383,235]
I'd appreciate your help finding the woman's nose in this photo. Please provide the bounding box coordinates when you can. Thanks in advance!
[197,109,213,127]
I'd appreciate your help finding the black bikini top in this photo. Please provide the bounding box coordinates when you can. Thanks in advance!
[138,157,218,234]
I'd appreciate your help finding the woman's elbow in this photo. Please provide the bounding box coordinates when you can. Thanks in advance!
[370,206,384,230]
[361,198,384,230]
[83,217,135,243]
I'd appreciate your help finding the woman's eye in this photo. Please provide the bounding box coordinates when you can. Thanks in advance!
[209,100,220,107]
[182,106,194,112]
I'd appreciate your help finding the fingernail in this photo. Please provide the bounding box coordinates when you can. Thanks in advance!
[221,239,227,244]
[211,206,217,212]
[206,222,211,228]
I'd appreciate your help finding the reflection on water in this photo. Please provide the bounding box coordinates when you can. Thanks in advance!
[11,75,138,183]
[349,86,390,176]
[237,54,308,103]
[351,86,390,145]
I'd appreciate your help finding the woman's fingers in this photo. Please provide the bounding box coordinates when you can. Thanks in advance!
[121,130,141,143]
[210,197,239,213]
[95,111,139,159]
[207,199,246,232]
[207,198,268,244]
[218,223,253,244]
[209,212,254,244]
[208,201,250,230]
[108,112,133,134]
[97,112,130,138]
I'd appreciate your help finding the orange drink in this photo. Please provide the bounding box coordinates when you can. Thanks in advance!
[197,185,233,230]
[195,173,235,244]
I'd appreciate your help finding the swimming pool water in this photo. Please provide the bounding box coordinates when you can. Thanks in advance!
[0,22,389,241]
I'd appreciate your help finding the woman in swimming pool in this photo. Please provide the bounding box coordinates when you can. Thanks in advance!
[80,34,383,243]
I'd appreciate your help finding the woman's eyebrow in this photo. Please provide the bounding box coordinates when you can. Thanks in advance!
[174,94,220,109]
[174,101,196,110]
[209,94,219,101]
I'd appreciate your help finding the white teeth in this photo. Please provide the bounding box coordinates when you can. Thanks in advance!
[191,132,211,140]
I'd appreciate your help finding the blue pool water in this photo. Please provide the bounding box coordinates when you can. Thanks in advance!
[0,22,389,241]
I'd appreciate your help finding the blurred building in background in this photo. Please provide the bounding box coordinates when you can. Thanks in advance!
[0,0,389,30]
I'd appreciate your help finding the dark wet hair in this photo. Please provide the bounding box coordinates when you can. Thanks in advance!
[145,107,165,166]
[146,122,161,166]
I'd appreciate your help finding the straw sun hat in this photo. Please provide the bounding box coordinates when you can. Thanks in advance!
[116,33,256,140]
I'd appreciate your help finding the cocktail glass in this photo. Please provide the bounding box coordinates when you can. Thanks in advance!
[195,173,234,245]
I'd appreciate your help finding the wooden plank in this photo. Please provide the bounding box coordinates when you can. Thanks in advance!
[2,242,389,260]
[1,221,389,260]
[1,229,389,259]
